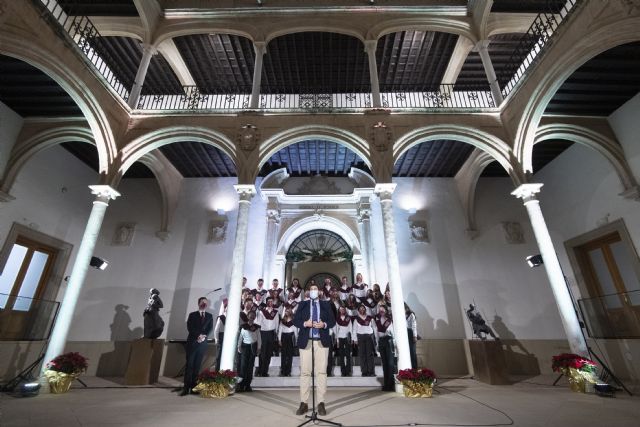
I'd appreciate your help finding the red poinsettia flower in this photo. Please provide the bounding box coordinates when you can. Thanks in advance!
[197,369,237,385]
[396,368,436,384]
[46,352,89,374]
[551,353,597,374]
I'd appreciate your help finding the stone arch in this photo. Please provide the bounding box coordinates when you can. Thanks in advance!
[265,27,365,45]
[534,123,639,193]
[1,126,95,195]
[366,18,476,42]
[259,125,372,171]
[277,216,362,257]
[514,17,640,173]
[454,149,496,238]
[0,32,117,176]
[153,25,257,47]
[394,124,524,186]
[117,126,237,186]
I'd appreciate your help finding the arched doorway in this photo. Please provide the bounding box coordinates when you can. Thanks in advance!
[285,229,353,289]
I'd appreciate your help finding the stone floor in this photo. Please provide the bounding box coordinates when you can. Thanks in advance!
[1,375,639,426]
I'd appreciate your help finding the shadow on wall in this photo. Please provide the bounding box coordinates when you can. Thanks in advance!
[492,312,540,378]
[407,292,434,338]
[96,304,143,377]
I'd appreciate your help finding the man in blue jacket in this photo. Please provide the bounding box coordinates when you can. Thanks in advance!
[293,283,336,416]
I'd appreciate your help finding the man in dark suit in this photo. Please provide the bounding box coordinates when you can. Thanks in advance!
[293,283,336,416]
[180,297,213,396]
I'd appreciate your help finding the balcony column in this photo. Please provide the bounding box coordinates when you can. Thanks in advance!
[128,44,156,109]
[357,200,376,284]
[512,183,588,356]
[375,183,411,385]
[364,40,382,108]
[220,184,257,370]
[250,42,267,109]
[475,40,504,105]
[262,208,281,283]
[42,185,120,373]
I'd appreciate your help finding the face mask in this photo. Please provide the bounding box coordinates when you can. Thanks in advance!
[309,290,319,300]
[199,303,207,310]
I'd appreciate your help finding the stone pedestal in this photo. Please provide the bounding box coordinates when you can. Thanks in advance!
[125,338,164,385]
[468,340,510,385]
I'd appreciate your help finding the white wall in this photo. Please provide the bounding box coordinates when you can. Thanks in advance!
[0,100,24,179]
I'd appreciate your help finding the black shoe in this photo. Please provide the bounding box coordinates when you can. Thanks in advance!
[245,386,253,392]
[318,402,327,416]
[296,402,309,415]
[179,389,189,396]
[264,373,270,377]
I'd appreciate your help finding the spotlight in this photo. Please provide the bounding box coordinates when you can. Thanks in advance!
[19,381,41,397]
[526,254,544,268]
[90,256,109,270]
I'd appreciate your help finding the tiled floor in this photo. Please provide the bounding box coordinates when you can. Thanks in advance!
[1,375,638,426]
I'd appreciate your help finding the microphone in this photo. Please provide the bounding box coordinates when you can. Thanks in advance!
[204,288,222,296]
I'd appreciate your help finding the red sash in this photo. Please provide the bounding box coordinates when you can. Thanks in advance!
[336,315,351,327]
[355,315,372,326]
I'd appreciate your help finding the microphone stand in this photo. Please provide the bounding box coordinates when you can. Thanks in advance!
[298,298,342,427]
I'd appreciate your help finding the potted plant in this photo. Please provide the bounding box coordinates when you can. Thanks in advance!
[396,368,436,398]
[552,353,597,393]
[192,369,237,398]
[43,352,88,394]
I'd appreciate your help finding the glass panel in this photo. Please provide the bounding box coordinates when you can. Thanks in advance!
[0,244,28,309]
[610,241,640,305]
[588,248,621,308]
[13,251,49,311]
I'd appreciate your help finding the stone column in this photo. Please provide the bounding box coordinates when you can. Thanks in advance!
[128,44,156,109]
[250,42,267,109]
[261,208,280,283]
[512,183,588,356]
[42,185,120,371]
[475,40,504,105]
[357,201,376,284]
[364,40,382,108]
[374,183,412,378]
[220,184,257,370]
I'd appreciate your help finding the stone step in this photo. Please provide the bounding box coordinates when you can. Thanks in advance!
[251,355,382,368]
[246,365,385,387]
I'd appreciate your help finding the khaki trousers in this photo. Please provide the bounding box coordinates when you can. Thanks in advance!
[299,340,329,404]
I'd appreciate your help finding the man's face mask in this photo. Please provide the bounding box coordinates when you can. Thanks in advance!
[309,289,319,300]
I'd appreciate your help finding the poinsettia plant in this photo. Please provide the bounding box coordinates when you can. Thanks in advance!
[46,352,89,375]
[197,369,237,385]
[396,368,437,385]
[552,353,597,374]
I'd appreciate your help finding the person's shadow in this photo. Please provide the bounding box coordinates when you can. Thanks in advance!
[492,314,539,377]
[97,304,142,377]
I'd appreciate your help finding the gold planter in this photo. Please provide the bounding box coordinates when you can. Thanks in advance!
[43,371,77,394]
[193,382,230,398]
[402,381,433,398]
[562,368,595,393]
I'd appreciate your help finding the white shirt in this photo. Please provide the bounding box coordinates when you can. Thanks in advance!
[278,320,298,341]
[352,315,376,340]
[237,326,261,352]
[375,316,394,339]
[257,308,280,331]
[406,312,418,338]
[334,316,353,339]
[352,282,368,298]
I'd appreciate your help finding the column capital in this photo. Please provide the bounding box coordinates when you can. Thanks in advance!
[474,39,491,51]
[234,184,257,201]
[89,185,121,204]
[364,40,378,54]
[374,183,397,200]
[253,41,267,56]
[141,43,158,56]
[511,183,543,202]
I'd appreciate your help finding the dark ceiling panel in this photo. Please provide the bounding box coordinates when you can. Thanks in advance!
[545,42,640,116]
[480,139,574,177]
[262,32,370,93]
[377,31,458,91]
[89,36,183,95]
[159,142,237,177]
[61,141,154,178]
[174,34,255,93]
[57,0,138,16]
[259,140,369,177]
[456,33,536,91]
[0,55,82,117]
[491,0,565,13]
[394,140,474,177]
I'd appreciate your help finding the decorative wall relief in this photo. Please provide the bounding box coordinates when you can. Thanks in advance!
[409,220,429,243]
[502,221,524,244]
[113,222,136,246]
[237,123,260,151]
[371,121,393,152]
[294,175,342,194]
[207,216,228,244]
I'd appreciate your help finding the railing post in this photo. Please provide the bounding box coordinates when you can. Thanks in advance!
[475,40,504,106]
[250,42,267,109]
[364,40,381,108]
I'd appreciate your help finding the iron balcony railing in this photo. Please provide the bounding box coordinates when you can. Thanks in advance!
[578,290,640,339]
[34,0,132,102]
[381,84,495,109]
[499,0,579,98]
[137,86,251,111]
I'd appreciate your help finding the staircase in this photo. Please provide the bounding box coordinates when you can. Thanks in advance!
[248,356,384,387]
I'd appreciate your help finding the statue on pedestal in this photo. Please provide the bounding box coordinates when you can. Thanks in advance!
[466,304,499,341]
[143,288,164,339]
